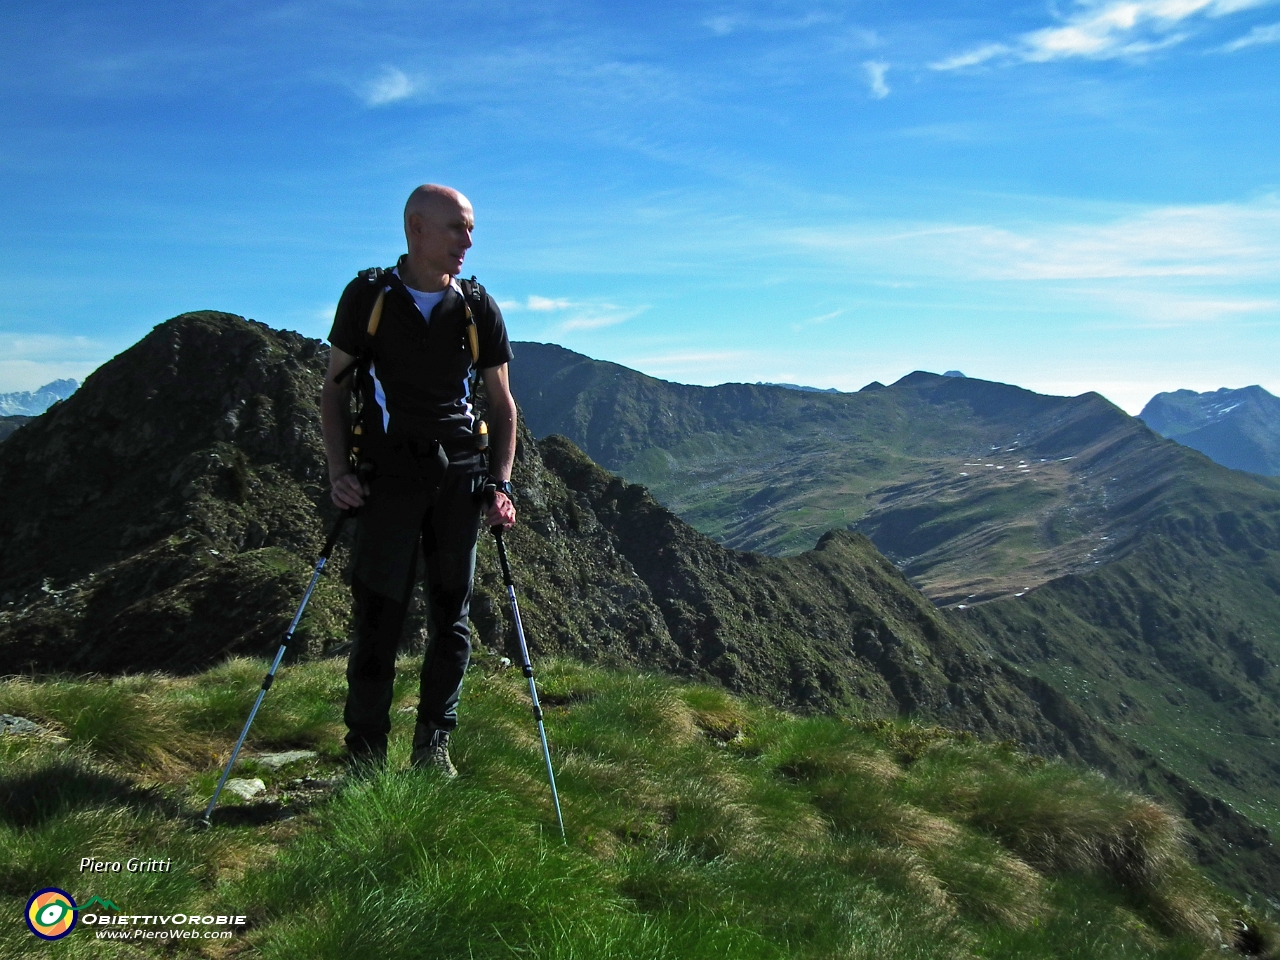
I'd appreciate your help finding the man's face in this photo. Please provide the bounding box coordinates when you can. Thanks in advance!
[410,197,474,277]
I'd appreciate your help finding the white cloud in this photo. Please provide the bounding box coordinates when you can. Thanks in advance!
[933,0,1271,69]
[863,61,890,98]
[361,67,418,106]
[1218,20,1280,48]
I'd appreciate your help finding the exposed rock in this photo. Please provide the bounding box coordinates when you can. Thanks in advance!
[1,714,44,736]
[224,778,267,800]
[254,750,317,770]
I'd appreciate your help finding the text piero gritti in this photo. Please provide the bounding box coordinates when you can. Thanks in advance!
[79,857,174,873]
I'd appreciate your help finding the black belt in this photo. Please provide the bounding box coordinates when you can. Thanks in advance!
[364,434,483,473]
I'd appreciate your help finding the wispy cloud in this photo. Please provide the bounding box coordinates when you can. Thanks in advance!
[785,197,1280,327]
[500,294,645,332]
[559,305,647,332]
[702,11,836,36]
[557,313,628,332]
[789,198,1280,283]
[863,60,890,98]
[0,332,111,393]
[361,66,418,106]
[1218,20,1280,49]
[626,350,757,378]
[499,295,575,312]
[0,332,107,361]
[931,43,1012,71]
[525,295,573,311]
[790,310,842,333]
[1089,289,1279,325]
[933,0,1270,69]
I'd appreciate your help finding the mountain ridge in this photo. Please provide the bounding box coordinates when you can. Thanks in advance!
[1,316,1276,896]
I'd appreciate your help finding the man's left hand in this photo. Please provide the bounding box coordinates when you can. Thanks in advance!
[486,490,516,529]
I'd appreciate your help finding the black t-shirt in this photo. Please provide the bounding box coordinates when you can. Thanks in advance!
[329,270,514,442]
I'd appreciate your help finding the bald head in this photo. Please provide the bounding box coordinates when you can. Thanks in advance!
[400,184,475,290]
[404,184,471,230]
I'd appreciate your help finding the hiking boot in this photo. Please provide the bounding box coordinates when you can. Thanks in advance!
[342,733,387,777]
[410,722,458,778]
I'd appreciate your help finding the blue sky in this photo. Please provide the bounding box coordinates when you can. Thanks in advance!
[1,1,1277,413]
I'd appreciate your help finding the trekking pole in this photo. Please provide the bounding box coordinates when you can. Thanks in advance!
[492,527,567,843]
[201,509,351,826]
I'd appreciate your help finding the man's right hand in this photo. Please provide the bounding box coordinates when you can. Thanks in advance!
[330,470,368,510]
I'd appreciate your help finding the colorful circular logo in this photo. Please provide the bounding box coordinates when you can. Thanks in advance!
[26,888,78,940]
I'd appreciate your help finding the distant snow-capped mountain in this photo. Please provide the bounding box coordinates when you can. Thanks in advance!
[0,379,78,416]
[1139,385,1280,476]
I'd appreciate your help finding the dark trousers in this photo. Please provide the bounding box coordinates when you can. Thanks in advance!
[344,458,482,759]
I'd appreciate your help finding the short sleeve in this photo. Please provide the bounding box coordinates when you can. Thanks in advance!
[328,277,372,356]
[476,294,515,369]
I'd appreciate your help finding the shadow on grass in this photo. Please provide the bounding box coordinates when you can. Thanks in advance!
[0,758,177,827]
[206,800,297,827]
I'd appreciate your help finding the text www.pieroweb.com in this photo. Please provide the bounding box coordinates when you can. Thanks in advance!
[96,928,234,940]
[83,913,246,940]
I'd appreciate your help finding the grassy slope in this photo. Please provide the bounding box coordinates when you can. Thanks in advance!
[2,658,1269,959]
[957,464,1280,891]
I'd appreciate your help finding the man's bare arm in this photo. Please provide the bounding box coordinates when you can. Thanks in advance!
[320,346,366,509]
[482,362,517,528]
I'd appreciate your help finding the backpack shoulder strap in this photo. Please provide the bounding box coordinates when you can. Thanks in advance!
[360,267,390,339]
[333,267,390,387]
[456,276,484,365]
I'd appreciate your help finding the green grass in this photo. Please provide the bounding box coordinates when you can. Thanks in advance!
[1,658,1271,958]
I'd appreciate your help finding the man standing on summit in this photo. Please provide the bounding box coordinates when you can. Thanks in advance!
[320,184,517,776]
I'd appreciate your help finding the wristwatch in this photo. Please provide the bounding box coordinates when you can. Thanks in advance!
[489,477,514,497]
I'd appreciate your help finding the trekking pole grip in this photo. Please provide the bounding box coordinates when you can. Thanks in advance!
[321,508,353,559]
